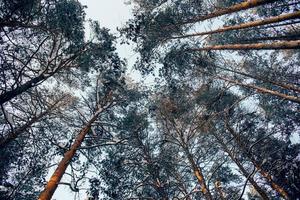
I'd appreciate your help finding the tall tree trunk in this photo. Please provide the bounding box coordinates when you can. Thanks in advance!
[38,106,107,200]
[0,97,64,148]
[213,133,270,200]
[173,125,213,200]
[240,34,300,43]
[224,122,290,200]
[183,147,213,200]
[191,40,300,51]
[216,76,300,104]
[170,0,276,27]
[216,66,300,93]
[256,20,300,31]
[0,20,44,29]
[0,74,48,105]
[171,11,300,39]
[0,51,80,105]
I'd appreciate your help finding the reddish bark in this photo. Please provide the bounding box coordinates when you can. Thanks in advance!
[171,11,300,39]
[38,106,106,200]
[191,40,300,50]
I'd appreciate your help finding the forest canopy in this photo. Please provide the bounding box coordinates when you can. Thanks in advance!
[0,0,299,200]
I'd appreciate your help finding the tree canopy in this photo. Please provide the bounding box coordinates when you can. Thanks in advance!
[0,0,299,200]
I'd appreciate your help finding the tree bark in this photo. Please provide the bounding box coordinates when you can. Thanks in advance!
[216,66,300,93]
[171,11,300,39]
[0,20,44,30]
[213,133,270,200]
[190,40,300,50]
[255,20,300,31]
[0,52,80,105]
[240,34,300,43]
[170,0,276,27]
[183,147,213,200]
[224,123,290,199]
[0,74,47,105]
[172,123,213,200]
[217,76,300,104]
[38,106,106,200]
[0,97,63,148]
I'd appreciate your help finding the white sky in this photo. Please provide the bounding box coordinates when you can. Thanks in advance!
[79,0,132,31]
[79,0,144,82]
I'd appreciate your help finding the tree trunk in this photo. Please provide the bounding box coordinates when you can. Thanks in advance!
[256,20,300,31]
[173,126,213,200]
[0,74,47,105]
[0,20,43,29]
[171,0,276,26]
[171,11,300,39]
[241,34,300,43]
[216,66,300,93]
[213,133,270,200]
[184,147,213,200]
[191,40,300,50]
[38,107,106,200]
[0,50,80,105]
[252,162,290,200]
[0,97,63,148]
[216,76,300,104]
[224,123,290,200]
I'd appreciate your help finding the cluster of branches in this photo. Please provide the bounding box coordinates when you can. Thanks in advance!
[97,0,299,200]
[0,1,139,200]
[0,1,299,200]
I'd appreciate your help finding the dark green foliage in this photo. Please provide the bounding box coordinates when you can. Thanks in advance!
[120,0,207,75]
[1,0,300,199]
[0,0,40,25]
[87,178,101,200]
[45,0,86,45]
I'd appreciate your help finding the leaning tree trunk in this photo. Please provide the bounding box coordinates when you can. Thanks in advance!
[0,52,80,105]
[213,133,270,200]
[170,0,276,27]
[0,97,64,148]
[171,11,300,39]
[183,147,213,200]
[0,20,44,29]
[224,122,290,200]
[174,127,213,200]
[216,76,300,104]
[256,20,300,31]
[215,66,300,93]
[0,74,48,105]
[191,40,300,51]
[195,69,300,103]
[240,34,300,43]
[38,106,107,200]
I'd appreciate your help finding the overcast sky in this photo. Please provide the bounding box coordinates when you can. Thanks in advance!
[79,0,144,82]
[80,0,132,31]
